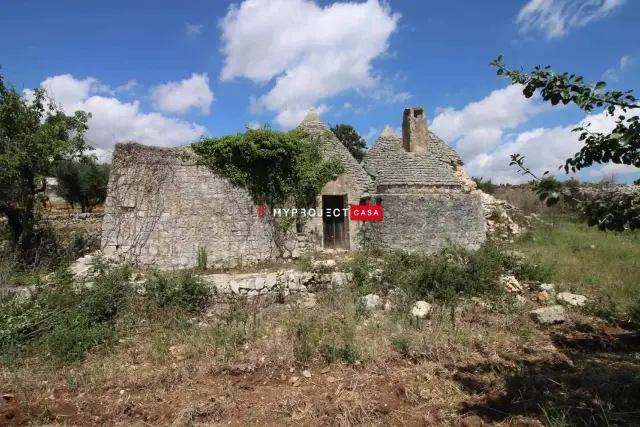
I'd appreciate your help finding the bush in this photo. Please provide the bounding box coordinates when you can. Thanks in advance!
[472,176,498,194]
[381,242,505,308]
[144,271,211,314]
[0,265,132,364]
[500,251,553,282]
[348,252,374,294]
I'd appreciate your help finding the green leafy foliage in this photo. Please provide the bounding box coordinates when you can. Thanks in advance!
[55,158,110,212]
[329,124,368,163]
[0,265,133,364]
[472,176,498,194]
[191,126,343,228]
[381,242,506,309]
[491,56,639,231]
[144,270,211,314]
[0,66,91,264]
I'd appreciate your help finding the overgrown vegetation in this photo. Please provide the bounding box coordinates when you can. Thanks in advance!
[144,270,211,315]
[381,243,514,308]
[54,157,110,213]
[0,263,213,365]
[191,125,343,216]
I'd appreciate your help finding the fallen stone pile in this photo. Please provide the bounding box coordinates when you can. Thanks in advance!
[478,191,523,240]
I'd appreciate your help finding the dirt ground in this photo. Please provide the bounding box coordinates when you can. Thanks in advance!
[3,292,639,427]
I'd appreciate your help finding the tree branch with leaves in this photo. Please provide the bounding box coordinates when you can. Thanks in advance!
[0,66,91,264]
[490,56,639,231]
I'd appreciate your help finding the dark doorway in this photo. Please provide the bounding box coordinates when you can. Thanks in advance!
[322,195,348,249]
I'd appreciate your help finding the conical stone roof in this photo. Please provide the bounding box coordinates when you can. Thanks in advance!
[362,125,403,180]
[297,109,373,193]
[364,126,463,187]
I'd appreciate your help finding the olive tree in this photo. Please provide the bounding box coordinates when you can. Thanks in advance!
[0,67,90,264]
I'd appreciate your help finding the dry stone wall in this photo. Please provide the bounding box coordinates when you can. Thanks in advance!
[101,143,291,269]
[369,190,486,252]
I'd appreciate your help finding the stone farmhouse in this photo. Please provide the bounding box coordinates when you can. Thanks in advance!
[100,107,486,269]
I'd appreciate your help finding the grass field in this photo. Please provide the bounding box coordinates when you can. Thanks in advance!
[513,219,640,317]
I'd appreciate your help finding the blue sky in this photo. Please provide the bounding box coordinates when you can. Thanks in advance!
[1,0,639,183]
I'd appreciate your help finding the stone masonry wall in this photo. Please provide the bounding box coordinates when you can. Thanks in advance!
[101,143,288,269]
[369,190,486,253]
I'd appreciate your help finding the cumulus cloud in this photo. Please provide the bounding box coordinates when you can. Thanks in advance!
[219,0,401,128]
[25,74,208,162]
[431,84,546,161]
[430,83,637,183]
[517,0,626,40]
[150,73,215,115]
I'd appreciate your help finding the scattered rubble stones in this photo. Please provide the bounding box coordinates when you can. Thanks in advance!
[536,290,550,303]
[411,301,432,319]
[361,294,383,310]
[500,275,523,293]
[557,292,588,307]
[539,283,556,293]
[312,259,337,271]
[529,305,566,325]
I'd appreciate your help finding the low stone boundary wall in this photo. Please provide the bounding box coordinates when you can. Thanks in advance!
[200,270,352,300]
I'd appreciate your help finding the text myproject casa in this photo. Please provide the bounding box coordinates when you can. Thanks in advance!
[271,207,380,218]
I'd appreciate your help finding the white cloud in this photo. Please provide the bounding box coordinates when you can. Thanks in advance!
[430,83,638,183]
[603,54,632,81]
[150,73,215,115]
[116,79,138,93]
[219,0,401,128]
[246,121,261,129]
[25,74,208,162]
[431,84,546,161]
[517,0,626,40]
[364,127,378,142]
[186,23,203,38]
[588,162,638,177]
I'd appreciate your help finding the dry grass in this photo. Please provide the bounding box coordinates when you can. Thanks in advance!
[2,284,603,427]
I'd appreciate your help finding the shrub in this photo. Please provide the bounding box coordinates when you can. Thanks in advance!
[0,265,132,364]
[144,271,211,314]
[501,252,553,282]
[390,335,411,357]
[319,320,360,365]
[290,316,319,365]
[348,252,374,294]
[472,176,498,194]
[381,242,505,308]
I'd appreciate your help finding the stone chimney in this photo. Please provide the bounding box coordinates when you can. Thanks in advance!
[402,107,428,153]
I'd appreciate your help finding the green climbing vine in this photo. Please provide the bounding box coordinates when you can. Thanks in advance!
[190,125,343,249]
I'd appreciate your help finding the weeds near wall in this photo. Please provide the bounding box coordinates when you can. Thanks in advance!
[196,246,208,270]
[144,270,211,315]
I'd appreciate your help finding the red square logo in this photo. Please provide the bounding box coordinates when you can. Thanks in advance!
[349,205,383,221]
